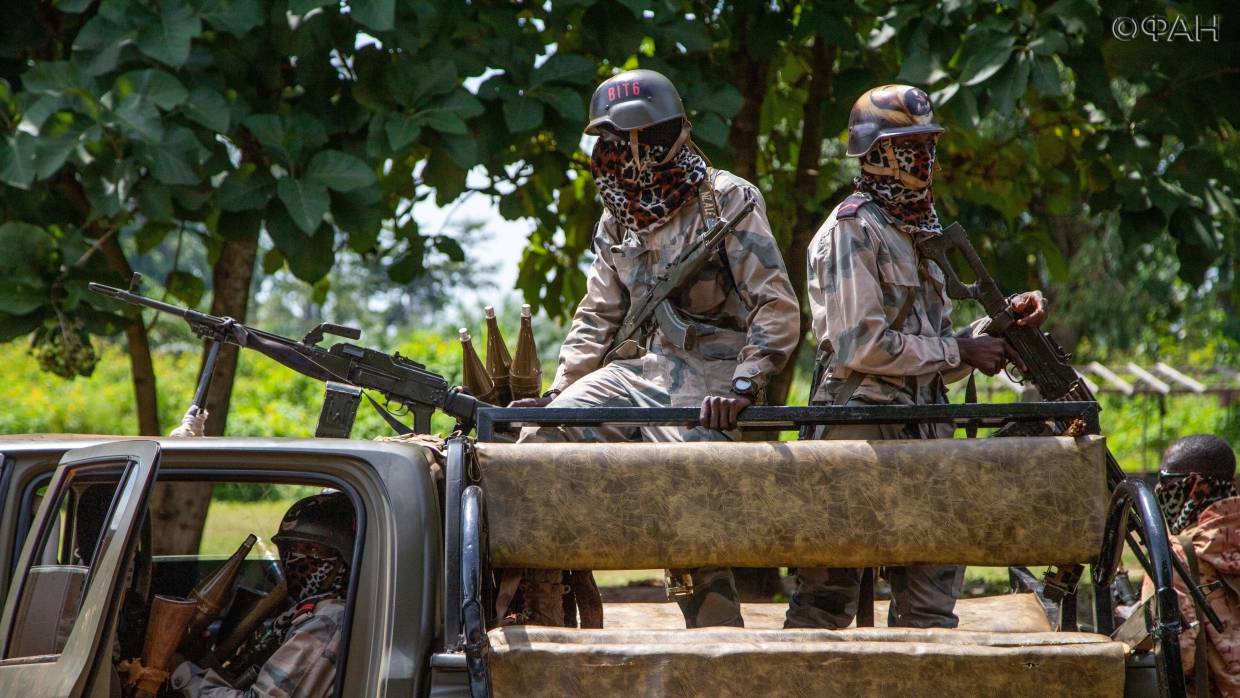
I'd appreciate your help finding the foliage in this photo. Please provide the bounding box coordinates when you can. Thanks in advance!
[0,0,505,376]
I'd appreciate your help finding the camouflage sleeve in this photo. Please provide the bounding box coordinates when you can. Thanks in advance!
[718,182,799,392]
[172,611,342,698]
[549,220,628,392]
[817,217,961,377]
[938,297,986,384]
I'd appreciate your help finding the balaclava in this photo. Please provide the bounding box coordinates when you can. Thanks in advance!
[590,118,707,234]
[1157,473,1239,534]
[855,135,942,237]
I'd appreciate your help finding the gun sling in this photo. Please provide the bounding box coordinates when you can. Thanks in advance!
[1178,532,1210,698]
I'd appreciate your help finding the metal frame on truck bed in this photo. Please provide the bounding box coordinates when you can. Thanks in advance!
[444,401,1189,698]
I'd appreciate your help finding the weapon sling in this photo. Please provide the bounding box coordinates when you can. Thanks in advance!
[1178,532,1211,698]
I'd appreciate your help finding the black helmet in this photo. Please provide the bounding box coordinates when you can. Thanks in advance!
[846,84,944,157]
[272,492,356,562]
[586,69,686,136]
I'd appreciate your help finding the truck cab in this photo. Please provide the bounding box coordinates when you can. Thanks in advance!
[0,401,1190,697]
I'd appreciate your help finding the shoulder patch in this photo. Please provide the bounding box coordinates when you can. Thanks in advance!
[836,193,870,219]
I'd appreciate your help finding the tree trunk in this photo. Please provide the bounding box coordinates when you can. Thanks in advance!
[148,236,259,555]
[765,39,838,410]
[98,235,161,436]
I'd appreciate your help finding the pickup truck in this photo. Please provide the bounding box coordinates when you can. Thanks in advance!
[0,402,1187,697]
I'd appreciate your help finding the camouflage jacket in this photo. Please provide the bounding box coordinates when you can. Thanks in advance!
[171,598,345,698]
[549,169,799,396]
[1147,497,1240,697]
[807,194,977,405]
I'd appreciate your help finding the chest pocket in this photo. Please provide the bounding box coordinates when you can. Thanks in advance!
[874,240,929,337]
[608,241,650,298]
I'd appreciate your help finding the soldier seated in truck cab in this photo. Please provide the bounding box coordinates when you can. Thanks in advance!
[169,492,355,698]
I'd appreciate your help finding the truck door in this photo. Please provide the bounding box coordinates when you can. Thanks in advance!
[0,440,161,697]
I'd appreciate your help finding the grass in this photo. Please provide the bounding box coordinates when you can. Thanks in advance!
[199,499,298,558]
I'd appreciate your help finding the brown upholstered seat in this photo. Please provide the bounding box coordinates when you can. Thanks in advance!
[487,626,1127,697]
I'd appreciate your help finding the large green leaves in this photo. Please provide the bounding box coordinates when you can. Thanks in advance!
[277,177,331,234]
[304,150,376,192]
[136,0,202,68]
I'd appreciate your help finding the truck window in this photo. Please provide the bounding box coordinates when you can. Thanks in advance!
[5,465,132,659]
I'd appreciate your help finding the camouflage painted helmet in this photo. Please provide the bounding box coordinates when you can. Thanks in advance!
[846,84,944,157]
[585,69,686,136]
[272,492,356,562]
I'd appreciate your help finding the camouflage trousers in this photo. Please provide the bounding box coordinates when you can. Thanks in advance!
[518,354,743,628]
[784,416,964,630]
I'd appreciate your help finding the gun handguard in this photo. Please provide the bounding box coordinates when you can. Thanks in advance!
[605,200,755,357]
[214,580,290,661]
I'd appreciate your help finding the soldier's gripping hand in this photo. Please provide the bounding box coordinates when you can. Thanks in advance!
[958,337,1026,375]
[508,389,560,409]
[699,394,752,431]
[1009,290,1048,328]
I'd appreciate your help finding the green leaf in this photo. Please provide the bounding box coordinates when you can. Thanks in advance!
[218,170,272,211]
[692,84,744,119]
[0,133,37,189]
[72,14,133,77]
[331,190,383,248]
[199,0,264,36]
[391,58,457,108]
[440,133,478,169]
[136,0,202,68]
[182,86,230,133]
[267,203,334,282]
[216,209,263,241]
[303,149,376,192]
[115,69,188,110]
[384,113,423,152]
[1029,56,1063,96]
[988,54,1030,116]
[277,177,331,233]
[113,95,165,142]
[135,180,175,222]
[164,270,205,307]
[423,110,468,135]
[137,129,202,186]
[440,89,485,118]
[530,53,596,87]
[535,86,586,123]
[21,61,81,96]
[503,97,544,133]
[34,132,78,179]
[261,247,285,274]
[435,236,465,262]
[135,221,174,252]
[958,35,1015,86]
[350,0,395,31]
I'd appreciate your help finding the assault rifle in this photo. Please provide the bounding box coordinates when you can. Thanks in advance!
[918,222,1223,632]
[606,199,755,357]
[90,279,488,436]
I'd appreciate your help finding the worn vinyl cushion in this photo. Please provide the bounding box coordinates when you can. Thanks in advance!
[487,627,1127,697]
[478,436,1107,570]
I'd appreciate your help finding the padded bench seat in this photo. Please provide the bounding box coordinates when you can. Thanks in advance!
[487,627,1127,697]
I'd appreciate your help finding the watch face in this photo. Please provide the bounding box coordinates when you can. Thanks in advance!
[733,378,754,394]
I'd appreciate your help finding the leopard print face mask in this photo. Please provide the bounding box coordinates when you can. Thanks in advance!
[856,136,942,236]
[590,134,707,234]
[281,549,347,603]
[1156,473,1239,534]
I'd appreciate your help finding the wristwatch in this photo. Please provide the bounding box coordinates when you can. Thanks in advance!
[730,377,757,398]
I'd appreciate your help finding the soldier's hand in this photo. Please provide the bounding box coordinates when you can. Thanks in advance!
[699,394,752,431]
[508,396,554,408]
[1010,290,1048,328]
[958,336,1022,375]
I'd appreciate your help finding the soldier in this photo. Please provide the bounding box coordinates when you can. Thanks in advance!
[786,84,1048,629]
[508,69,800,628]
[1149,434,1240,696]
[170,493,355,697]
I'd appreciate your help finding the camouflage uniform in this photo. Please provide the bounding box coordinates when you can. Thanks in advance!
[519,170,800,626]
[1142,496,1240,697]
[170,597,345,698]
[786,193,975,630]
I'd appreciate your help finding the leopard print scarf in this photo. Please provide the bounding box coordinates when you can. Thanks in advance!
[229,553,348,671]
[590,136,707,234]
[1156,474,1239,534]
[855,138,942,236]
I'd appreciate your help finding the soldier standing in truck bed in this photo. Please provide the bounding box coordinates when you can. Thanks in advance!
[787,84,1049,630]
[509,69,800,629]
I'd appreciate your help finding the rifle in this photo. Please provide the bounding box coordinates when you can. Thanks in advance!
[918,222,1223,632]
[89,278,488,435]
[606,200,755,357]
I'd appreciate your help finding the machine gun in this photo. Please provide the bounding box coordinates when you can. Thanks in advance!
[918,222,1223,632]
[90,278,489,436]
[606,199,755,357]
